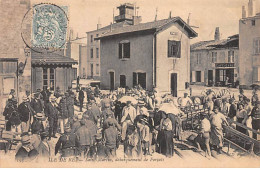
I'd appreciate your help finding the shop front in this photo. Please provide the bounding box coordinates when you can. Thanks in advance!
[215,63,235,87]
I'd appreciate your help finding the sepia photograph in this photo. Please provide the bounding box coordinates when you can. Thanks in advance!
[0,0,260,168]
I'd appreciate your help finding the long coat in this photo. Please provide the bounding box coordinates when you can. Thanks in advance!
[44,103,58,119]
[18,102,31,122]
[58,98,69,119]
[31,99,43,113]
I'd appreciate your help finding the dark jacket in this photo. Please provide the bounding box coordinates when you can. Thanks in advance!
[103,117,121,131]
[229,103,237,118]
[251,106,260,119]
[31,99,43,113]
[31,119,44,134]
[75,125,92,146]
[18,102,31,122]
[44,103,59,119]
[104,127,118,149]
[58,97,69,119]
[55,133,78,155]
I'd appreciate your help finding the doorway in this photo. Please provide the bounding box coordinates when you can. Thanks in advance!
[109,71,115,91]
[208,70,213,86]
[170,73,177,97]
[133,72,146,89]
[120,75,126,88]
[90,63,94,78]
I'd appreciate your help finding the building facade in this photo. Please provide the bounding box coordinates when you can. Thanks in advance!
[190,32,239,87]
[0,0,31,115]
[97,17,197,96]
[239,0,260,88]
[66,36,87,78]
[31,50,77,94]
[84,3,140,80]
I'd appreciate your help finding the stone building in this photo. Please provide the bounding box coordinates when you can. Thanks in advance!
[239,0,260,88]
[190,29,239,87]
[0,0,31,114]
[97,14,197,96]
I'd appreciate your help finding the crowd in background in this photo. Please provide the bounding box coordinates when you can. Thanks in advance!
[2,84,260,161]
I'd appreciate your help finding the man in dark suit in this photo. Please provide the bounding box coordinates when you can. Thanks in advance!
[31,93,44,114]
[45,95,59,140]
[18,96,32,133]
[78,87,85,112]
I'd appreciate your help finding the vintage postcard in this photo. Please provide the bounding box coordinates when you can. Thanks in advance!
[0,0,260,168]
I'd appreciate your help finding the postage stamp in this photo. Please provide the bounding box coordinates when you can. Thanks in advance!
[32,4,68,49]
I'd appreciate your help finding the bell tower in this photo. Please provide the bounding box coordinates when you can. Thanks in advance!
[114,3,135,23]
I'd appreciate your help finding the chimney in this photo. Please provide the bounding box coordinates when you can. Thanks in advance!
[214,27,220,41]
[248,0,255,17]
[242,6,247,18]
[169,11,172,19]
[97,18,102,30]
[132,16,142,25]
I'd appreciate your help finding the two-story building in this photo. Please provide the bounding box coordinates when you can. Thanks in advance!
[239,0,260,88]
[190,29,239,87]
[97,16,197,96]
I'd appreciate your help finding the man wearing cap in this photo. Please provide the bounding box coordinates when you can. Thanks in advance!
[45,95,59,139]
[220,98,230,116]
[55,126,79,157]
[41,87,51,108]
[8,89,16,101]
[3,98,19,131]
[104,122,119,158]
[18,96,32,133]
[251,101,260,139]
[228,98,237,122]
[75,120,93,158]
[210,106,229,154]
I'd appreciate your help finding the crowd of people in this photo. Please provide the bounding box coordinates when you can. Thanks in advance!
[1,84,260,162]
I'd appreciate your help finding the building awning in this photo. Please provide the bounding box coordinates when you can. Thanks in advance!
[32,57,77,66]
[32,53,78,66]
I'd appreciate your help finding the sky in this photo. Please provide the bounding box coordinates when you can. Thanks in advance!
[32,0,260,43]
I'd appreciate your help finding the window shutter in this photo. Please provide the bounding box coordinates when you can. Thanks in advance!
[177,41,181,58]
[124,42,130,58]
[192,71,196,82]
[133,72,137,87]
[201,71,204,82]
[168,40,171,57]
[119,43,122,59]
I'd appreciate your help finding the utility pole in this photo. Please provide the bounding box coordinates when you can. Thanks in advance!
[155,7,158,21]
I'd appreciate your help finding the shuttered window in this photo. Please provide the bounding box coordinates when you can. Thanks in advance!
[119,42,130,59]
[168,40,181,58]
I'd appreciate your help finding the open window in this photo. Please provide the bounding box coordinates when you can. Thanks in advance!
[119,40,130,59]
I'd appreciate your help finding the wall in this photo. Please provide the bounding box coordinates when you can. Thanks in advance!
[100,33,154,90]
[0,0,31,108]
[239,15,260,87]
[191,48,239,85]
[156,23,191,96]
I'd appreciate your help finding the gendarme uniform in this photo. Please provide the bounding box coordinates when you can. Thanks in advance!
[55,127,78,157]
